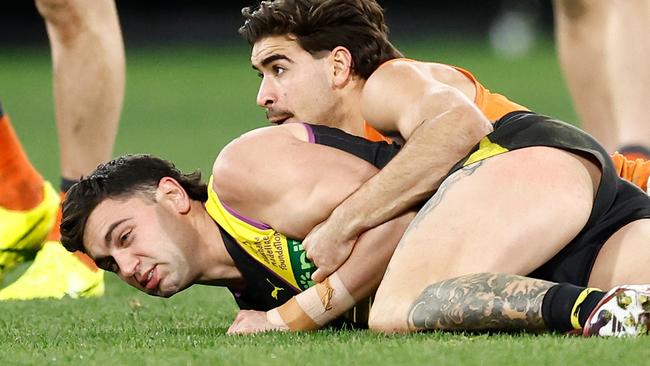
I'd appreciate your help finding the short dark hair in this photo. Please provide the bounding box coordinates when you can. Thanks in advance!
[239,0,403,79]
[61,154,208,254]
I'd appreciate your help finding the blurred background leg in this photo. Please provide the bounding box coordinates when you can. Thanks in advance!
[606,0,650,159]
[0,0,124,300]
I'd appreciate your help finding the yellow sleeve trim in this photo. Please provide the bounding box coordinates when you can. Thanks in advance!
[205,176,301,290]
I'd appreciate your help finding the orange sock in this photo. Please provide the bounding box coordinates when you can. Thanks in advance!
[0,111,44,210]
[47,191,99,272]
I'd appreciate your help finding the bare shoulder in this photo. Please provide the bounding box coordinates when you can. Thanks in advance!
[361,60,447,134]
[365,60,446,89]
[363,60,470,102]
[362,60,477,138]
[211,124,310,203]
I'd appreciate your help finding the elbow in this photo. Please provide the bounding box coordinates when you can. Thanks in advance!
[446,103,493,143]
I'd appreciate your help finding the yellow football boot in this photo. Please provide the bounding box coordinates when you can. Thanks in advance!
[0,241,104,300]
[0,181,60,281]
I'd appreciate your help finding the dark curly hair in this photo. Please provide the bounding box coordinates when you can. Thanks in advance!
[60,154,208,254]
[239,0,403,79]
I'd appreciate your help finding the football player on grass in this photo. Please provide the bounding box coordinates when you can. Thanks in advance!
[61,118,650,337]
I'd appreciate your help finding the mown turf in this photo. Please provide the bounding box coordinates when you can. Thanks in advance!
[3,275,650,365]
[0,38,619,366]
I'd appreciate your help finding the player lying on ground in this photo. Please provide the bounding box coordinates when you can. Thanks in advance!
[61,119,650,337]
[238,0,650,334]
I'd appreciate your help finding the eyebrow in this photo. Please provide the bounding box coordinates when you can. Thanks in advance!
[104,218,131,245]
[251,54,293,71]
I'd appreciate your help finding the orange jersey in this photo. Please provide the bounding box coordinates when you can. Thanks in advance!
[361,59,650,192]
[362,59,528,142]
[363,123,392,142]
[451,65,529,121]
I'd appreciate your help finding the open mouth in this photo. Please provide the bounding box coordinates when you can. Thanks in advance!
[142,266,159,290]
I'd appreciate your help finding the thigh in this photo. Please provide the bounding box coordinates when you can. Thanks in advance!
[589,219,650,289]
[371,147,600,331]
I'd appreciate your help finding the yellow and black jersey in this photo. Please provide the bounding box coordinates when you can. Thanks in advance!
[205,123,401,327]
[452,111,650,285]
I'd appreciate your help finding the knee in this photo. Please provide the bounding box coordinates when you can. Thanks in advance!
[35,0,79,23]
[367,297,411,334]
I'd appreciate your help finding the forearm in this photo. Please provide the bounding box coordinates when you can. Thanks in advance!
[268,273,355,330]
[271,212,414,330]
[332,105,492,236]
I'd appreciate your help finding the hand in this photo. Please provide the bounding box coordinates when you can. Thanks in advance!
[303,219,358,283]
[226,310,289,335]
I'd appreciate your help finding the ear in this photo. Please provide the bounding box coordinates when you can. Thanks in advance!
[330,46,354,88]
[156,177,191,214]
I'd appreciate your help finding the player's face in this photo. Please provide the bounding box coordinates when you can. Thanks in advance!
[83,193,197,298]
[251,35,341,127]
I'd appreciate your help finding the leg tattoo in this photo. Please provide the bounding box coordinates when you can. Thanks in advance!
[408,273,554,332]
[396,161,484,252]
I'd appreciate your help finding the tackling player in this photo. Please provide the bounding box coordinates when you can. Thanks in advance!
[239,0,650,281]
[237,0,650,333]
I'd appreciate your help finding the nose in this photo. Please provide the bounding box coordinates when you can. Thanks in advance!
[113,249,139,279]
[256,77,276,108]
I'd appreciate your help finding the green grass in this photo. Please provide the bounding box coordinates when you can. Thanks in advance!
[0,38,608,365]
[3,275,650,365]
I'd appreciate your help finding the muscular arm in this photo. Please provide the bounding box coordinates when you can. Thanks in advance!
[267,210,414,330]
[338,61,493,239]
[303,61,494,280]
[213,124,414,331]
[212,123,380,238]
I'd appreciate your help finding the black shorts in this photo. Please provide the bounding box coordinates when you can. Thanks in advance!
[450,111,650,286]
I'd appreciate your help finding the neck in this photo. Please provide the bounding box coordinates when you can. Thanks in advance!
[329,78,366,137]
[192,201,243,287]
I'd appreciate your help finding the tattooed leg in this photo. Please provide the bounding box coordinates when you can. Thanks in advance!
[386,161,484,275]
[394,161,483,254]
[408,273,554,332]
[369,147,597,333]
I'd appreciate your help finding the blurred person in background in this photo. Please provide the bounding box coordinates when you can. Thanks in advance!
[0,0,125,300]
[554,0,650,160]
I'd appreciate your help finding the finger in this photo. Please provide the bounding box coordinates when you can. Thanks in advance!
[311,268,327,283]
[226,323,238,335]
[227,312,245,333]
[228,326,249,335]
[304,241,316,260]
[233,311,245,322]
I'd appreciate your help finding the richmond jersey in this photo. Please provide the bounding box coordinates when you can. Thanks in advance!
[205,123,401,327]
